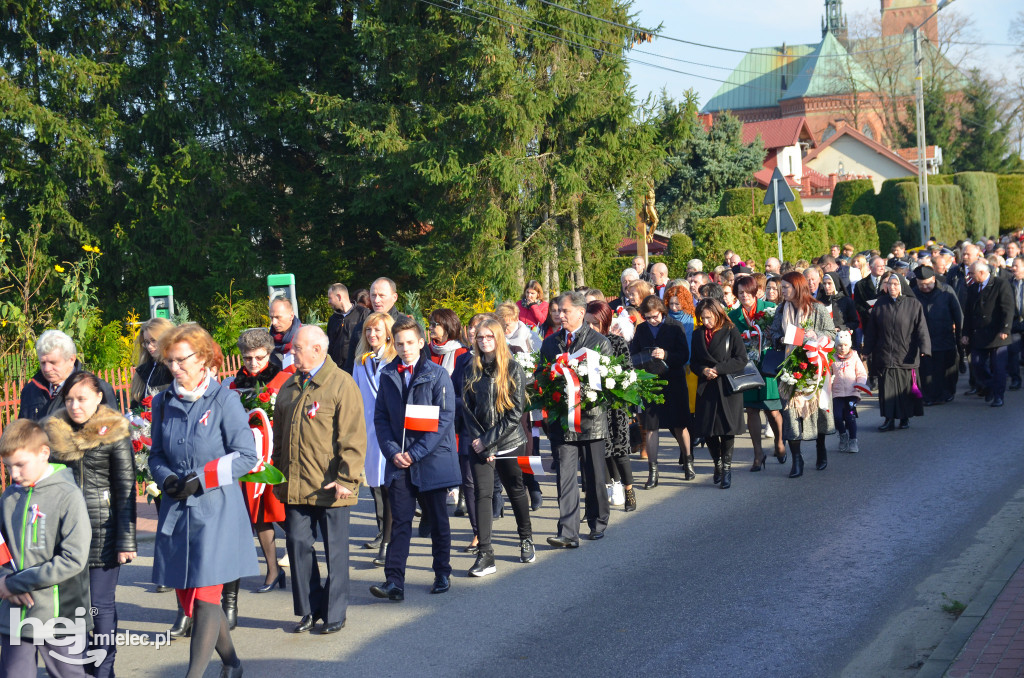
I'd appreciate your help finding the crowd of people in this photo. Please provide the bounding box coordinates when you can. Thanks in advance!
[2,233,1024,676]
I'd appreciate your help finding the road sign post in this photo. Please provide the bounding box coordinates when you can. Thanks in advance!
[763,167,798,262]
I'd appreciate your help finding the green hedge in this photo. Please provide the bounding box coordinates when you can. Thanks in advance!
[875,181,967,247]
[827,214,880,252]
[954,172,1000,239]
[718,187,804,219]
[829,179,875,217]
[997,175,1024,233]
[930,184,967,246]
[877,221,899,254]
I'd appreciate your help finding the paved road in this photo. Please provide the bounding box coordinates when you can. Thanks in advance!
[97,391,1024,678]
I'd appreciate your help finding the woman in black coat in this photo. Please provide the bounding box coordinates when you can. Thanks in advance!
[691,298,748,489]
[630,295,691,489]
[45,371,136,678]
[818,271,859,333]
[863,273,931,430]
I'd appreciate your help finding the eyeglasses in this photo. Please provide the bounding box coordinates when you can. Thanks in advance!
[643,314,661,322]
[241,353,269,363]
[477,333,496,341]
[163,352,196,368]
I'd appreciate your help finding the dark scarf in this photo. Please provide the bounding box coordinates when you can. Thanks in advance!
[233,362,283,390]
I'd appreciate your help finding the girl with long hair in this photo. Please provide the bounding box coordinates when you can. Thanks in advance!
[130,317,174,409]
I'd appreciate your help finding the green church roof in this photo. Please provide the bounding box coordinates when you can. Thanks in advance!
[701,43,817,113]
[779,32,871,100]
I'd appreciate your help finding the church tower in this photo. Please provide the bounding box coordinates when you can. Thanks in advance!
[822,0,849,47]
[881,0,938,42]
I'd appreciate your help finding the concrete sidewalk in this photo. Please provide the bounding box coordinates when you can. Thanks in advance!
[918,536,1024,678]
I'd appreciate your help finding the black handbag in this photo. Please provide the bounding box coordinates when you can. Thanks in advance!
[759,348,785,378]
[723,334,765,395]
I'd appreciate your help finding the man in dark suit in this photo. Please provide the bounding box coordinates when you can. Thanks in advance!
[854,256,887,385]
[18,329,117,421]
[539,291,613,547]
[326,283,369,373]
[1008,256,1024,391]
[962,261,1016,407]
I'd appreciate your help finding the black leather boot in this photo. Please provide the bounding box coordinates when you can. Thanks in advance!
[683,454,696,481]
[878,418,895,432]
[815,436,828,471]
[169,604,192,638]
[222,579,240,630]
[788,442,804,478]
[644,460,659,489]
[454,492,467,517]
[712,453,722,485]
[373,542,389,567]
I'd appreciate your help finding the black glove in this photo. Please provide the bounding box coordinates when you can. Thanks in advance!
[162,474,180,497]
[169,472,201,500]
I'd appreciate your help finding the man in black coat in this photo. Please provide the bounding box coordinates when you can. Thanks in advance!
[1008,256,1024,390]
[326,283,370,373]
[345,277,408,374]
[962,261,1015,407]
[853,256,888,384]
[18,329,117,421]
[913,266,963,404]
[539,291,612,547]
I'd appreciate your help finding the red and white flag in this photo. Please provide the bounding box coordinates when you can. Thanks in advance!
[530,408,544,431]
[203,452,240,489]
[783,324,805,346]
[854,384,872,396]
[404,404,440,432]
[0,531,12,567]
[516,456,554,477]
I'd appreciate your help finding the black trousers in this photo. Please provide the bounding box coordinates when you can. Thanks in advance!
[284,504,350,624]
[972,345,1009,399]
[1009,332,1023,383]
[385,468,451,588]
[919,349,958,402]
[471,447,532,553]
[553,439,609,540]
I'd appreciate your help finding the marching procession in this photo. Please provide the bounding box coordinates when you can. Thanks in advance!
[3,234,1024,677]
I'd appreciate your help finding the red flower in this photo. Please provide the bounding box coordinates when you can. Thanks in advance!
[552,391,562,403]
[140,411,152,422]
[799,362,808,370]
[131,438,143,452]
[141,396,153,408]
[258,391,271,403]
[140,436,152,446]
[793,372,803,379]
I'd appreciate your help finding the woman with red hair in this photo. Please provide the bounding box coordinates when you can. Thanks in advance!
[768,272,837,478]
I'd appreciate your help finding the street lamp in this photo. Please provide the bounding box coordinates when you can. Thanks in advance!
[913,0,955,245]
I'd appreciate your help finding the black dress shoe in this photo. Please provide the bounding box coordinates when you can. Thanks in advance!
[546,536,580,549]
[319,620,346,634]
[965,387,981,396]
[944,394,955,402]
[991,397,1004,407]
[293,615,316,633]
[587,531,605,541]
[899,419,910,429]
[155,585,173,593]
[430,575,450,594]
[878,419,895,432]
[369,582,405,601]
[985,391,995,403]
[1010,381,1022,391]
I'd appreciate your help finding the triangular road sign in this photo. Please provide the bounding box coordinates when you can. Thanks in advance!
[764,202,798,234]
[763,167,796,205]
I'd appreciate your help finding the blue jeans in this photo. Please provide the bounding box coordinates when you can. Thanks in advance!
[89,564,120,678]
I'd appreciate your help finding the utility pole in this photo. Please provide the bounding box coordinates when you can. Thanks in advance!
[913,0,955,245]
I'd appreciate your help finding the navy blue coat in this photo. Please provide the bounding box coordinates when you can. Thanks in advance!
[374,357,460,493]
[148,378,260,588]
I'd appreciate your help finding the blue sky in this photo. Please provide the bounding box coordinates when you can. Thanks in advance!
[624,0,1019,107]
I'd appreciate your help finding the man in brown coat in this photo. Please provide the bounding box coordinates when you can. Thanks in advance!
[273,326,366,635]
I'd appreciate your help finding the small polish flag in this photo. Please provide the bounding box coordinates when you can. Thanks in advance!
[404,404,440,432]
[854,384,872,396]
[307,402,320,419]
[783,324,805,346]
[516,456,553,477]
[199,410,212,427]
[203,452,240,489]
[0,531,12,567]
[98,426,108,436]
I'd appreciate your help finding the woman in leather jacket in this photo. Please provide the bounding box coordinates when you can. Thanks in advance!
[462,317,534,577]
[45,371,136,678]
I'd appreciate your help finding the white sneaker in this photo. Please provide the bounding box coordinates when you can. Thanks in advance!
[277,554,290,567]
[848,438,859,453]
[610,481,625,506]
[447,488,459,506]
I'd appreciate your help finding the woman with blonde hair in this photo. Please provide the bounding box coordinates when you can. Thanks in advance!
[352,312,397,566]
[129,317,174,409]
[463,317,533,576]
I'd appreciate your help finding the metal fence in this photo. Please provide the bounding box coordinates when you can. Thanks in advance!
[0,355,244,491]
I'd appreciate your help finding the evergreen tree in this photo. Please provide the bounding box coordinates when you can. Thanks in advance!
[956,69,1023,172]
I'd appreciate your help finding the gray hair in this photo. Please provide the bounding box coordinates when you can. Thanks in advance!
[557,290,587,311]
[620,268,639,283]
[686,259,703,272]
[327,283,349,297]
[36,330,77,361]
[971,261,991,275]
[371,277,397,295]
[296,325,329,349]
[236,328,275,354]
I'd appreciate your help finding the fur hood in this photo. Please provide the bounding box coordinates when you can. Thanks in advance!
[44,405,130,462]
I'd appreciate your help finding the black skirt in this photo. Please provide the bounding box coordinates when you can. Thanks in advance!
[878,367,924,419]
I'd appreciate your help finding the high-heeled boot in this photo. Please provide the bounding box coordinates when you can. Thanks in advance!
[644,460,659,489]
[815,435,828,471]
[454,492,467,517]
[683,453,696,481]
[373,541,389,567]
[169,602,192,638]
[720,446,733,489]
[222,578,240,630]
[711,451,722,485]
[788,442,804,478]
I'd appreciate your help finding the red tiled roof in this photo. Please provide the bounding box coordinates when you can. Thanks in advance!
[896,146,939,162]
[617,233,669,256]
[753,169,801,188]
[742,117,816,150]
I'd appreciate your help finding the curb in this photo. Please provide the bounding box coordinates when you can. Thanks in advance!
[916,536,1024,678]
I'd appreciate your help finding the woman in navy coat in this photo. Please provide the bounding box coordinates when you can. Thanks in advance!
[148,323,258,678]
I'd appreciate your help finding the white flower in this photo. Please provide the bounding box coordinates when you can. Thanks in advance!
[145,481,161,498]
[569,359,579,369]
[765,306,777,317]
[586,389,598,402]
[612,365,623,375]
[605,378,616,389]
[598,366,609,377]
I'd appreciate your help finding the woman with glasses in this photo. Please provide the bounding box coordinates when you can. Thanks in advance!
[428,308,468,376]
[149,324,259,678]
[630,295,691,489]
[463,317,533,576]
[129,317,174,409]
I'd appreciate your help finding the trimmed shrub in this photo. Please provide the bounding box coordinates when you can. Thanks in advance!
[928,174,953,185]
[667,233,693,266]
[997,175,1024,234]
[829,179,875,216]
[930,184,967,246]
[718,187,803,219]
[877,221,899,254]
[589,255,671,298]
[954,172,1000,240]
[827,214,880,252]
